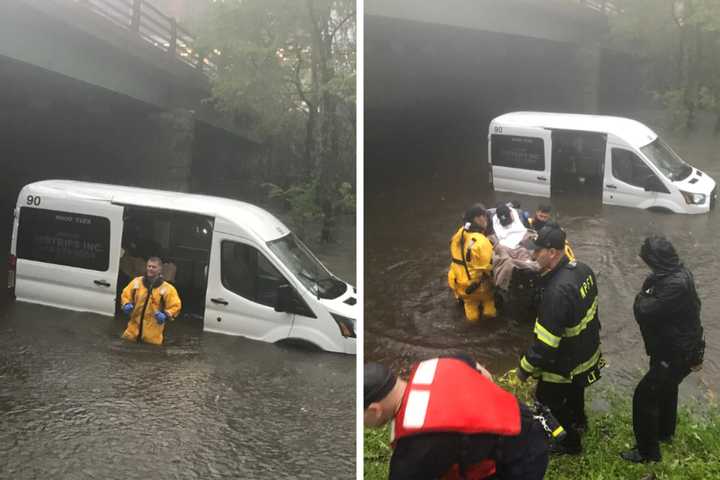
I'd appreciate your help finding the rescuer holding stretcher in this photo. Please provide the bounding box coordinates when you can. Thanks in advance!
[120,256,181,345]
[364,354,554,479]
[448,204,496,321]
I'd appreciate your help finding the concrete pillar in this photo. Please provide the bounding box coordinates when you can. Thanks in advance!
[575,44,602,113]
[141,108,195,192]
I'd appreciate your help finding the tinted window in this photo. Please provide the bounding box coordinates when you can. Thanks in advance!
[491,135,545,171]
[612,148,657,188]
[17,207,110,271]
[221,241,286,308]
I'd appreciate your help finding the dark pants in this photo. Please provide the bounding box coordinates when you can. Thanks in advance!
[493,419,549,480]
[633,358,691,458]
[536,380,587,452]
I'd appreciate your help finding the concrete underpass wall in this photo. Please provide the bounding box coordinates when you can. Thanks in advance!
[0,56,268,293]
[190,122,268,204]
[365,16,646,190]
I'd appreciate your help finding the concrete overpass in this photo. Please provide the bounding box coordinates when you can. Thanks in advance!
[0,0,261,198]
[365,0,640,186]
[0,0,241,136]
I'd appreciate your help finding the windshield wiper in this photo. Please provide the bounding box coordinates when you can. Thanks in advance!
[298,271,337,299]
[298,271,321,299]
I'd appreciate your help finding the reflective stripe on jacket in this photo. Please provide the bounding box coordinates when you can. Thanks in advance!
[520,256,602,383]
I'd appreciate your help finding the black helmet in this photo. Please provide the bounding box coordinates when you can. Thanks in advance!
[463,203,487,224]
[364,363,397,409]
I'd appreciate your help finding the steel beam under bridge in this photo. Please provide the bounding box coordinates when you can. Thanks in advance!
[0,0,243,138]
[365,0,610,45]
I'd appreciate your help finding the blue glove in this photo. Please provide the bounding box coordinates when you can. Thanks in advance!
[154,311,168,325]
[122,303,134,314]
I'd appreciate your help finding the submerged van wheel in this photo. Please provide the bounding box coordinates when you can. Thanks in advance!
[276,338,322,352]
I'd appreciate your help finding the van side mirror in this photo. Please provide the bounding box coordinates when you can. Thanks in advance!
[275,284,294,313]
[275,284,317,318]
[643,175,669,193]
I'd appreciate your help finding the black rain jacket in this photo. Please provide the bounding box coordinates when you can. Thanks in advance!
[633,236,703,360]
[520,256,602,383]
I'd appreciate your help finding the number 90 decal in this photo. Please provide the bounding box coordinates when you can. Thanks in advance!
[493,126,503,134]
[26,195,41,206]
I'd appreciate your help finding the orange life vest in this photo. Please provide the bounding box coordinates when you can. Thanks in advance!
[392,358,521,480]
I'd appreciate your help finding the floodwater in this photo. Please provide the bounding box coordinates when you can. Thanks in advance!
[0,220,356,479]
[365,111,720,400]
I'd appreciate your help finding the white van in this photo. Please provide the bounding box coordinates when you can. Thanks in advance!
[8,180,356,354]
[488,112,717,213]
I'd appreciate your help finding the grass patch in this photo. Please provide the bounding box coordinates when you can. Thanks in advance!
[364,370,720,479]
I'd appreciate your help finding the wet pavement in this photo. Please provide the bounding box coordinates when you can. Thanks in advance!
[0,220,356,479]
[365,110,720,400]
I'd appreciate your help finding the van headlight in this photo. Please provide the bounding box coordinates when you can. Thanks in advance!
[680,191,706,205]
[331,313,356,338]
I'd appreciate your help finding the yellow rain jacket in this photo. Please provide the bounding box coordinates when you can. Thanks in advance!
[447,227,496,321]
[121,276,181,345]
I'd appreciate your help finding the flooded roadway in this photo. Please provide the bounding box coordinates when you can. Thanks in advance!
[0,218,356,479]
[365,110,720,399]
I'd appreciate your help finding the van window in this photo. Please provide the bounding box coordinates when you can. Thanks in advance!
[611,148,658,188]
[268,233,347,299]
[221,241,286,308]
[17,207,110,271]
[640,138,692,181]
[491,134,545,171]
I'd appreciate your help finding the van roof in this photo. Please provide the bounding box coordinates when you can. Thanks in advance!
[491,112,658,148]
[23,180,291,242]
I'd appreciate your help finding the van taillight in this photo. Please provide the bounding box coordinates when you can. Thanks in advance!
[7,254,16,294]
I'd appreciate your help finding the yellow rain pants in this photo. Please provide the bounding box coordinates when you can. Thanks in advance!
[121,277,182,345]
[447,227,496,321]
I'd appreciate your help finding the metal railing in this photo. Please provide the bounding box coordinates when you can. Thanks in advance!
[73,0,216,74]
[576,0,619,15]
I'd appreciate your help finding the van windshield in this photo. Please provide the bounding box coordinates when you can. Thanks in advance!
[267,233,347,300]
[640,138,693,181]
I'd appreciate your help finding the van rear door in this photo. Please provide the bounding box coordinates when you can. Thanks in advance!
[489,125,551,197]
[14,198,124,316]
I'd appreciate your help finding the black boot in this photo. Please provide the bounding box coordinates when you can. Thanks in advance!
[620,448,660,463]
[549,441,582,456]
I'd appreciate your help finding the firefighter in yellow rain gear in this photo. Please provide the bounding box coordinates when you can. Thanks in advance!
[121,256,182,345]
[448,204,496,321]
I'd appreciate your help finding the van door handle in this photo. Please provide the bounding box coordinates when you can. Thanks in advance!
[606,184,617,189]
[537,176,547,181]
[211,298,229,305]
[94,280,111,287]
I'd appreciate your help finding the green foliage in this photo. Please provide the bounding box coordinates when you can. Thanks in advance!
[336,181,356,214]
[653,89,691,131]
[611,0,720,130]
[196,0,356,239]
[364,371,720,480]
[263,179,355,237]
[263,180,322,235]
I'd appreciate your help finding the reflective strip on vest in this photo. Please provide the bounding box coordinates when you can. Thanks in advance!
[403,390,431,429]
[540,347,602,384]
[413,358,439,385]
[534,321,561,348]
[402,359,439,429]
[563,297,598,337]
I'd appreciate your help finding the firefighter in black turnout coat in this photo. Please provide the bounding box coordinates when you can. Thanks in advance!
[517,223,603,455]
[621,236,705,463]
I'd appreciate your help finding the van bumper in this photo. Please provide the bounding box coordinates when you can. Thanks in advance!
[344,337,357,355]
